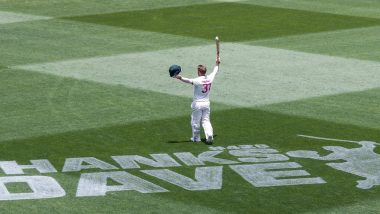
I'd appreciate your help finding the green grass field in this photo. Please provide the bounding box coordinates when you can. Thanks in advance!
[1,0,380,213]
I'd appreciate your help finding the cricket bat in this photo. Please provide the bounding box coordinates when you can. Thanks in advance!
[215,36,220,58]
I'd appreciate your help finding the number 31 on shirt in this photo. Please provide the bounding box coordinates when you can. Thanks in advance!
[202,83,212,93]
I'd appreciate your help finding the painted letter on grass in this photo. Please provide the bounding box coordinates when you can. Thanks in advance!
[76,171,168,196]
[142,166,223,191]
[230,163,326,187]
[0,176,65,200]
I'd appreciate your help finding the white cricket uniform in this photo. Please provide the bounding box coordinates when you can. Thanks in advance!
[189,65,219,141]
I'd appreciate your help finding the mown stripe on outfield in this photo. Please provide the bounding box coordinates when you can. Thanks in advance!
[259,87,380,130]
[237,0,380,19]
[0,11,50,24]
[0,0,216,17]
[65,3,380,42]
[0,68,232,142]
[248,25,380,62]
[0,19,209,66]
[15,43,380,108]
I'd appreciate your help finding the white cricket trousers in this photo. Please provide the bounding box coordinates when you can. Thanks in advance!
[191,101,213,140]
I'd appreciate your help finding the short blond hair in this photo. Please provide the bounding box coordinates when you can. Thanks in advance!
[197,64,207,75]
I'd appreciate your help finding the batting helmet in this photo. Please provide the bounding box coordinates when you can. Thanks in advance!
[169,64,181,77]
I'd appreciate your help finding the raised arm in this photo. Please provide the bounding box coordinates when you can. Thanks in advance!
[208,56,221,81]
[176,75,193,84]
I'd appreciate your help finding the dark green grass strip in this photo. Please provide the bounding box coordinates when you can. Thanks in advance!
[0,19,209,66]
[260,87,380,130]
[0,108,379,213]
[65,3,380,42]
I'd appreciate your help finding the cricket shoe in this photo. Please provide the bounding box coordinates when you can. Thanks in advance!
[206,136,213,145]
[190,137,201,143]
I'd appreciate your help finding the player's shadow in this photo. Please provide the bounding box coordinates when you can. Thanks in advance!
[166,140,191,144]
[166,135,217,144]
